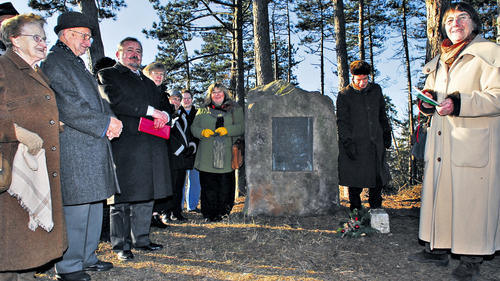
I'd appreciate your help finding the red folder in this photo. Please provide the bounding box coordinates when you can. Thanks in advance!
[138,117,170,139]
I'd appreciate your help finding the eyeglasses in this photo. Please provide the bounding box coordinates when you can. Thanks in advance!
[69,30,93,43]
[18,34,47,44]
[445,13,470,26]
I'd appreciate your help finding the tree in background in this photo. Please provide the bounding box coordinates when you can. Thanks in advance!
[424,0,449,62]
[333,0,349,89]
[29,0,126,71]
[253,0,274,86]
[295,0,334,95]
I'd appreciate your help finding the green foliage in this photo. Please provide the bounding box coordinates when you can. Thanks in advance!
[28,0,126,19]
[336,208,378,238]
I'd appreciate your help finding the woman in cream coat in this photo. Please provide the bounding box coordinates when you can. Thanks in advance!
[409,3,500,281]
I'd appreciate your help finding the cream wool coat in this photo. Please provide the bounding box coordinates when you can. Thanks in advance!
[419,35,500,255]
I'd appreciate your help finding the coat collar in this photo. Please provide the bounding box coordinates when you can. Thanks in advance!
[4,49,51,90]
[423,35,500,74]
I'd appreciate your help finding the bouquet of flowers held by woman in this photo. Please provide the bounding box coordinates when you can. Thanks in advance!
[336,208,378,238]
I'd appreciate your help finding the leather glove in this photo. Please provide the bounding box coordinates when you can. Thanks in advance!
[344,141,357,160]
[14,124,43,155]
[201,129,215,138]
[215,127,228,136]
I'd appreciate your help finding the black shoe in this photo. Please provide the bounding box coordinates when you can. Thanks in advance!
[408,250,449,266]
[151,214,169,228]
[116,250,134,261]
[84,260,113,272]
[134,242,163,251]
[172,212,187,221]
[56,271,91,281]
[452,261,480,281]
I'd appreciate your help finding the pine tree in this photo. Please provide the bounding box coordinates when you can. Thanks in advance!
[253,0,274,86]
[28,0,126,71]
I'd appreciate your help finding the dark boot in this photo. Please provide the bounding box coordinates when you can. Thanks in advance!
[452,256,481,281]
[348,187,363,211]
[408,243,449,266]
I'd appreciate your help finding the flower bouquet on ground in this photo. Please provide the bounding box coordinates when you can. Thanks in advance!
[336,208,378,238]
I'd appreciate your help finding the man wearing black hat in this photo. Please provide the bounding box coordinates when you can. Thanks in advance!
[0,2,19,55]
[336,60,392,211]
[40,11,122,281]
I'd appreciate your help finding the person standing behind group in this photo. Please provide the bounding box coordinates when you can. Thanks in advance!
[181,90,201,212]
[41,11,121,281]
[191,83,244,222]
[161,90,197,222]
[98,37,172,261]
[408,3,500,281]
[336,60,392,211]
[0,13,66,281]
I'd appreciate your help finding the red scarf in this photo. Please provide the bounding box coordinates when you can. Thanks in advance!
[440,33,475,67]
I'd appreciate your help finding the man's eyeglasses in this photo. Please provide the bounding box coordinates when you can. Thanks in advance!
[18,34,47,44]
[70,30,93,43]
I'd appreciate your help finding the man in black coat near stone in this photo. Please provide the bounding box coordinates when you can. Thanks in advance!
[336,60,392,211]
[98,37,173,261]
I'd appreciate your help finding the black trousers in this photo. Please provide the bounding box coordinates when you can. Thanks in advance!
[154,169,186,216]
[348,186,382,210]
[199,171,235,219]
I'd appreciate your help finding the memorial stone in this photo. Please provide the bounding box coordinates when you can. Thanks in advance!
[245,80,339,216]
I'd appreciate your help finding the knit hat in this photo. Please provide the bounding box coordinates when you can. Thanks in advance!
[0,2,18,17]
[54,11,94,35]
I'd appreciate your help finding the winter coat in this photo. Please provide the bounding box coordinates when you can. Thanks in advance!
[41,42,118,205]
[98,63,172,203]
[169,107,197,171]
[336,83,391,188]
[419,35,500,255]
[191,100,244,174]
[0,50,67,271]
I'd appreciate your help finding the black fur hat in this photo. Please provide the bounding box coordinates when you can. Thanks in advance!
[0,2,18,16]
[350,60,371,75]
[54,11,94,35]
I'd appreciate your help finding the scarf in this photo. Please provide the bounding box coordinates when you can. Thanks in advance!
[440,33,475,67]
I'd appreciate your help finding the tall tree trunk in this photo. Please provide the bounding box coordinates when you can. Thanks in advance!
[402,0,414,184]
[366,2,375,81]
[286,0,292,83]
[425,0,450,62]
[358,0,365,60]
[79,0,104,72]
[320,0,325,95]
[333,0,349,89]
[182,40,191,89]
[230,0,245,105]
[253,0,274,86]
[271,4,279,81]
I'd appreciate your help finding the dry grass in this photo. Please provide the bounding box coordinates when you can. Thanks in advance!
[35,185,500,281]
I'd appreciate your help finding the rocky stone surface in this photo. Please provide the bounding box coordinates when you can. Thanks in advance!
[244,80,339,216]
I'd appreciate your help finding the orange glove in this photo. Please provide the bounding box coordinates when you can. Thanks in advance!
[215,127,228,136]
[201,129,215,138]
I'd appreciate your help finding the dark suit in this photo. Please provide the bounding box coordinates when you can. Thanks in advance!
[41,41,119,274]
[98,63,172,250]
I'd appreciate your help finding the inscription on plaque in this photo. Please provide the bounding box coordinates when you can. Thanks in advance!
[272,117,313,171]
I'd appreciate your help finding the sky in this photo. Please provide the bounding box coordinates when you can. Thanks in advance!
[10,0,420,120]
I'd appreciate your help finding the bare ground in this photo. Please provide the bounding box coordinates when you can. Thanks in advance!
[36,186,500,281]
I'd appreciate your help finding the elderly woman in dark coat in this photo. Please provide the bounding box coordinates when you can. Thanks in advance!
[191,83,244,222]
[0,14,66,280]
[336,60,392,211]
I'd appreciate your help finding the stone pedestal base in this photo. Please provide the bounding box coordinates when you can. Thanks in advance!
[370,208,390,233]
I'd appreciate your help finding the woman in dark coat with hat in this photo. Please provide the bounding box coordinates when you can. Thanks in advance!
[336,60,392,210]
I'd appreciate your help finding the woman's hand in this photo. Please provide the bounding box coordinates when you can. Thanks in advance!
[14,124,43,155]
[437,98,454,116]
[201,129,215,138]
[215,127,228,136]
[421,89,436,108]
